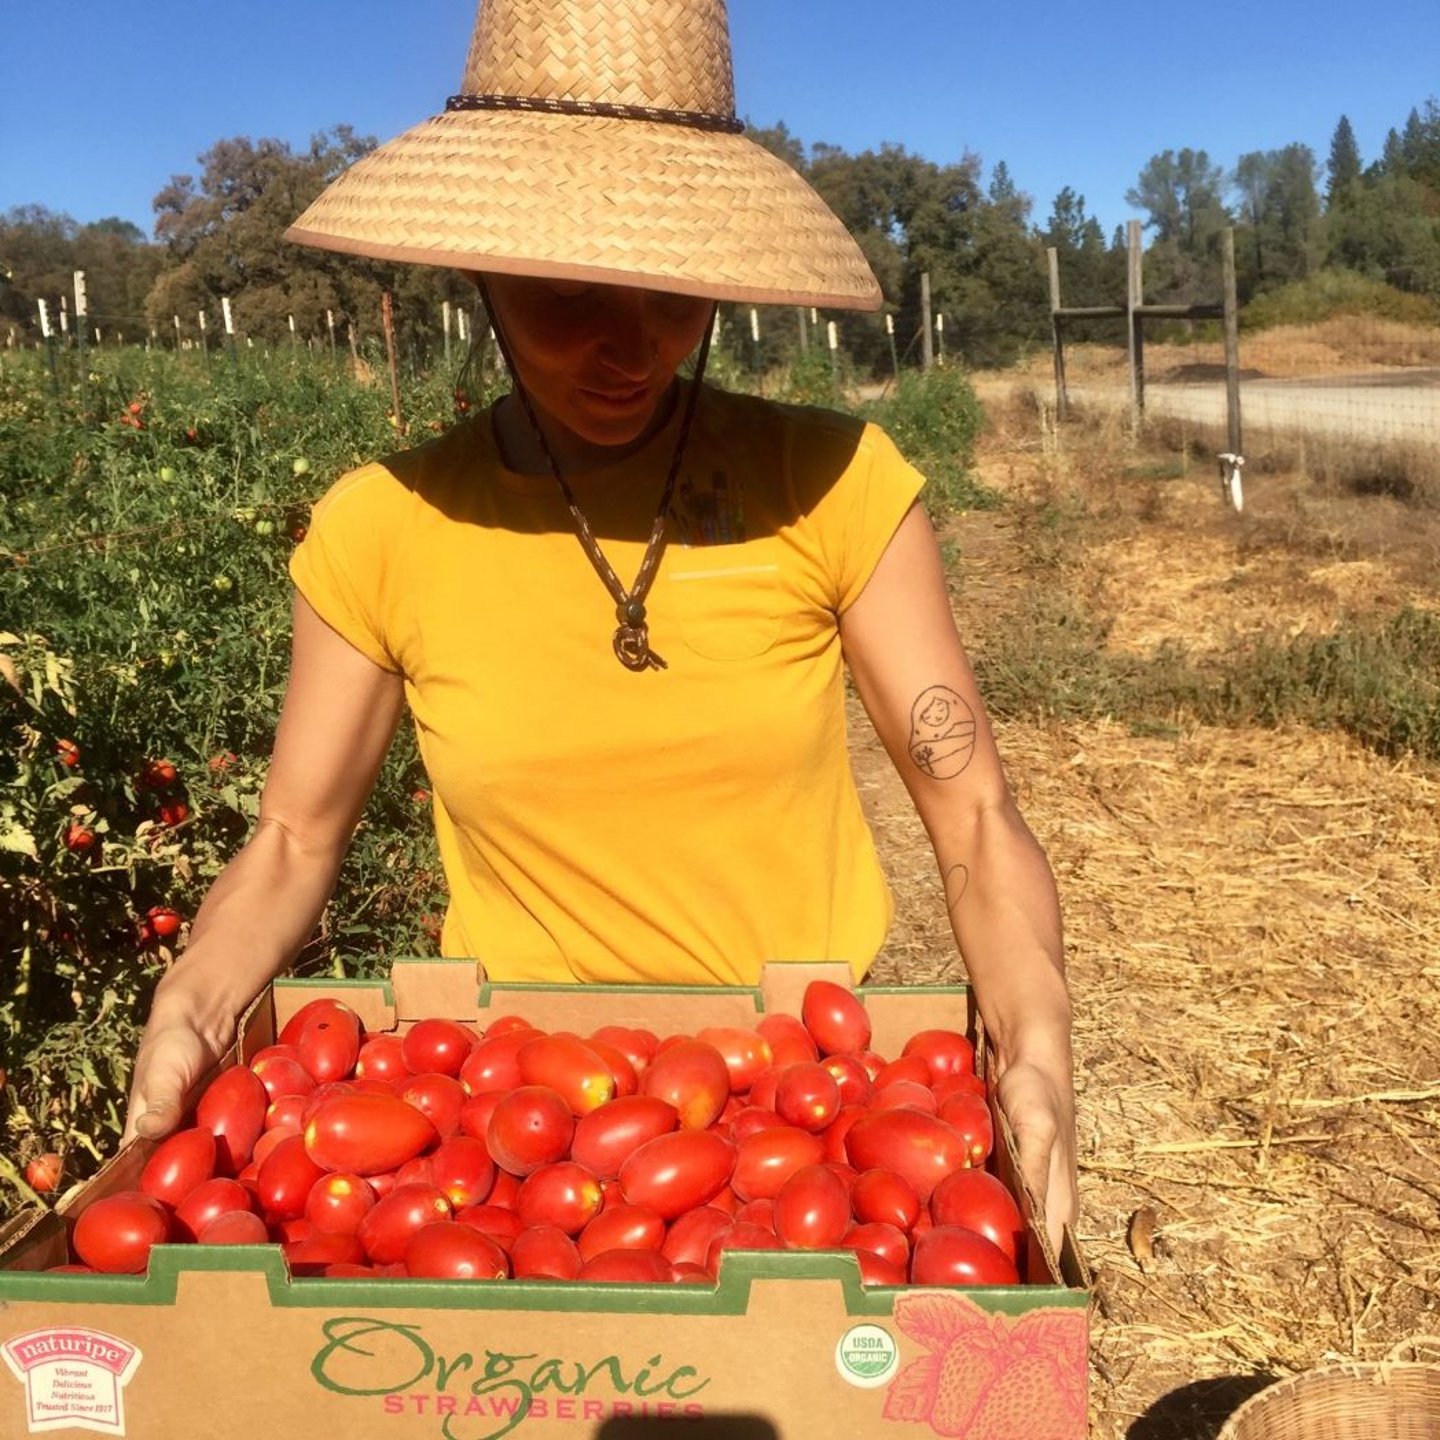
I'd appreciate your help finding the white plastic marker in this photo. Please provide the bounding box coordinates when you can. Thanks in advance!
[37,299,51,339]
[288,314,297,334]
[59,298,69,335]
[886,314,894,336]
[827,321,838,352]
[198,310,207,335]
[73,270,88,317]
[221,296,235,336]
[442,300,451,337]
[750,307,760,343]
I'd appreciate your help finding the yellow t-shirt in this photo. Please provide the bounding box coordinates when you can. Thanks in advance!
[289,383,923,985]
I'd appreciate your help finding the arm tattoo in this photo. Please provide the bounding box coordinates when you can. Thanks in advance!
[908,685,977,780]
[944,863,970,920]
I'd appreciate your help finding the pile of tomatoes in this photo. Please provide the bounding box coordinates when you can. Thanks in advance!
[58,982,1028,1288]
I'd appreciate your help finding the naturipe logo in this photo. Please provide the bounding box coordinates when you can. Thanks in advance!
[2,1327,142,1435]
[834,1323,899,1388]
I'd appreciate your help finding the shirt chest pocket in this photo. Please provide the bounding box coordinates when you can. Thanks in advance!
[664,554,783,662]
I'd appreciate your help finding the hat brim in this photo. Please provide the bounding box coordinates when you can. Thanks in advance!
[284,110,882,312]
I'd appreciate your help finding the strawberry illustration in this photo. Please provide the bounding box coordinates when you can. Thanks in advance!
[967,1353,1076,1440]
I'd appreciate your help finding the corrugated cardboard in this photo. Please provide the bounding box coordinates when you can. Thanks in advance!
[0,961,1090,1439]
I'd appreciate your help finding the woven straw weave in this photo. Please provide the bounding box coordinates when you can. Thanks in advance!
[1217,1347,1440,1440]
[286,0,881,309]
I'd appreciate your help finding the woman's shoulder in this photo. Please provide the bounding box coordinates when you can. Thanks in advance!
[310,415,494,516]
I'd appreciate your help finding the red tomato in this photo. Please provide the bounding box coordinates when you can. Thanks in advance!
[481,1014,538,1039]
[731,1125,825,1202]
[63,823,97,854]
[754,1013,819,1067]
[303,1092,439,1176]
[936,1091,994,1166]
[773,1062,843,1132]
[486,1086,575,1176]
[577,1204,666,1262]
[295,1007,362,1085]
[588,1025,658,1074]
[428,1136,495,1210]
[455,1204,523,1249]
[843,1109,968,1202]
[305,1173,378,1236]
[707,1222,784,1273]
[901,1028,977,1083]
[694,1027,774,1092]
[820,1053,875,1107]
[854,1249,909,1286]
[516,1162,604,1235]
[489,1169,523,1209]
[24,1153,62,1194]
[517,1034,616,1115]
[157,800,189,828]
[873,1055,932,1089]
[850,1168,921,1233]
[266,1093,308,1132]
[354,1034,408,1083]
[871,1079,939,1114]
[458,1091,506,1144]
[285,1232,366,1275]
[140,1127,217,1207]
[733,1198,775,1230]
[72,1192,171,1274]
[196,1209,269,1245]
[401,1018,478,1078]
[254,1133,327,1220]
[579,1248,674,1283]
[196,1065,270,1173]
[580,1036,639,1097]
[358,1184,452,1265]
[398,1072,467,1138]
[146,906,182,939]
[660,1205,733,1269]
[747,1068,781,1111]
[459,1029,533,1095]
[569,1096,679,1180]
[405,1221,508,1279]
[821,1105,869,1165]
[934,1070,989,1101]
[910,1225,1019,1286]
[395,1155,435,1188]
[928,1168,1024,1264]
[640,1039,731,1130]
[55,738,81,768]
[727,1105,787,1142]
[174,1177,254,1241]
[773,1164,850,1250]
[618,1130,735,1220]
[251,1051,317,1104]
[800,980,871,1056]
[140,758,178,789]
[845,1220,911,1270]
[510,1224,583,1280]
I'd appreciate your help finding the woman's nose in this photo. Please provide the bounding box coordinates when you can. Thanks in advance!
[594,290,657,379]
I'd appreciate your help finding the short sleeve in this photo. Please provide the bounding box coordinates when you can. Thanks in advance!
[827,422,927,613]
[288,465,405,673]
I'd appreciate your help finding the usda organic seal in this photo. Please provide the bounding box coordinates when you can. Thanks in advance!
[835,1323,898,1388]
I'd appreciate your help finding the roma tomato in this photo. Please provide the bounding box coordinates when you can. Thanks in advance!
[254,1134,326,1221]
[871,1079,939,1114]
[305,1173,379,1236]
[140,1127,216,1207]
[640,1040,731,1130]
[517,1034,616,1115]
[850,1168,921,1233]
[579,1248,674,1283]
[174,1178,254,1241]
[285,1232,366,1275]
[773,1164,850,1250]
[250,1050,316,1104]
[694,1028,773,1093]
[577,1204,665,1262]
[773,1063,842,1132]
[873,1056,932,1089]
[402,1019,478,1078]
[303,1093,439,1176]
[821,1053,875,1107]
[405,1221,508,1279]
[72,1192,171,1274]
[196,1065,270,1174]
[800,980,871,1056]
[854,1249,909,1286]
[581,1037,639,1098]
[754,1013,819,1068]
[618,1130,735,1220]
[821,1105,869,1165]
[587,1025,657,1075]
[727,1105,787,1142]
[707,1222,783,1273]
[928,1168,1024,1264]
[24,1153,62,1194]
[936,1091,994,1166]
[516,1162,604,1235]
[455,1204,523,1249]
[901,1028,977,1083]
[354,1034,408,1083]
[295,1007,362,1085]
[428,1136,495,1210]
[731,1126,825,1202]
[570,1096,679,1180]
[510,1224,583,1280]
[486,1086,574,1177]
[398,1072,467,1138]
[844,1221,911,1270]
[358,1184,452,1265]
[459,1030,534,1095]
[660,1205,733,1269]
[843,1108,968,1202]
[910,1225,1019,1287]
[278,997,354,1047]
[196,1209,269,1246]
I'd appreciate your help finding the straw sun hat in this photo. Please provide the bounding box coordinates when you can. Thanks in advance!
[285,0,882,311]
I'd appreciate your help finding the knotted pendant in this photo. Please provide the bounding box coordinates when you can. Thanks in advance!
[614,599,666,672]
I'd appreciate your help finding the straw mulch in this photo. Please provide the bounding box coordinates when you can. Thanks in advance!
[853,411,1440,1438]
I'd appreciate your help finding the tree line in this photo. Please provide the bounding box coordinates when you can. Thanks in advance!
[3,100,1438,375]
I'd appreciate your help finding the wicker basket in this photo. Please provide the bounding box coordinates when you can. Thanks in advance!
[1217,1341,1440,1440]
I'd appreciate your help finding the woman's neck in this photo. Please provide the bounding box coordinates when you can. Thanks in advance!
[492,381,682,477]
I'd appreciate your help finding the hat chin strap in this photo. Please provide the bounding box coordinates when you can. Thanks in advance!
[477,280,719,673]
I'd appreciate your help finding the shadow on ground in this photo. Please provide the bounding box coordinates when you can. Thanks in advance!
[1127,1374,1277,1440]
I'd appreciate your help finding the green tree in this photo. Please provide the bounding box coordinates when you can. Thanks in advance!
[1232,145,1321,296]
[1326,172,1440,294]
[1325,115,1362,208]
[1126,149,1232,302]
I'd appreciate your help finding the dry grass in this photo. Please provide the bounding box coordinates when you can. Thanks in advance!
[851,385,1440,1437]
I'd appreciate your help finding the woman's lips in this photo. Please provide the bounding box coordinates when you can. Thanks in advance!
[581,383,651,408]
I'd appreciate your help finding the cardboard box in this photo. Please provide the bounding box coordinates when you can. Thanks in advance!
[0,961,1090,1439]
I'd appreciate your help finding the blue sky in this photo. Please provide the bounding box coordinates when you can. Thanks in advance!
[3,0,1436,240]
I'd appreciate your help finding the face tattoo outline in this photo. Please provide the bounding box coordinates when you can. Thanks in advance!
[908,684,977,780]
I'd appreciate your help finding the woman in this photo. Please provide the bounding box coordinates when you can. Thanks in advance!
[123,0,1078,1255]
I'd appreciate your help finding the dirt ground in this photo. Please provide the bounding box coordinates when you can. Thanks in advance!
[850,386,1440,1437]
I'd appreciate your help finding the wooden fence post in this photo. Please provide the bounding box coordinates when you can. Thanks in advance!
[1126,220,1145,428]
[1222,227,1243,458]
[1047,247,1068,421]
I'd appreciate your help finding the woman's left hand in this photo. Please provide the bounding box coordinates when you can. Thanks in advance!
[993,1056,1079,1261]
